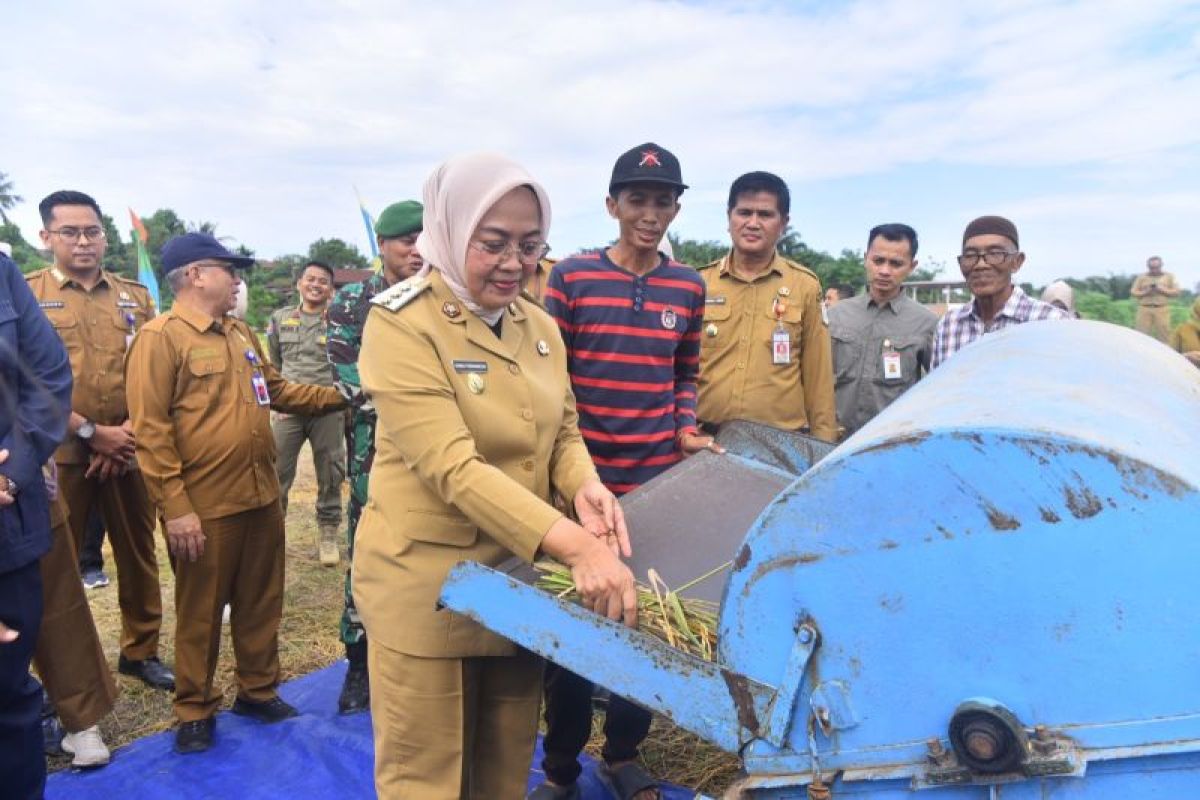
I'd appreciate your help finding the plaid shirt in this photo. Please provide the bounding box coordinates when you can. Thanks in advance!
[931,286,1070,368]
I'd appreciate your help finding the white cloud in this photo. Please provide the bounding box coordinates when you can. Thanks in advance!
[1,0,1197,288]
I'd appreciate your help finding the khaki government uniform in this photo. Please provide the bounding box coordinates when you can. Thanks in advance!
[267,304,346,525]
[696,253,837,441]
[354,271,597,799]
[125,301,344,721]
[33,486,118,733]
[25,266,163,662]
[1131,271,1180,343]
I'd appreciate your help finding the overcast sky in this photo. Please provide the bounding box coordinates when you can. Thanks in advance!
[3,0,1199,288]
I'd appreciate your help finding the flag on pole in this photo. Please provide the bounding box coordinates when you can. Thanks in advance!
[129,208,161,308]
[354,186,380,259]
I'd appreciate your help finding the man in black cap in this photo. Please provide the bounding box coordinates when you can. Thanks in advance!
[931,215,1069,368]
[537,143,707,800]
[125,233,345,754]
[326,199,423,713]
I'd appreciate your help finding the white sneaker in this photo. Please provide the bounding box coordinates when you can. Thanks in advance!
[61,725,111,767]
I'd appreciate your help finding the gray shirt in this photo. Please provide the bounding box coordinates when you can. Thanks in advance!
[829,292,937,436]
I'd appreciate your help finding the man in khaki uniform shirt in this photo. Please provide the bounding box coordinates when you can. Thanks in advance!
[267,260,345,565]
[697,171,837,441]
[26,190,172,692]
[1131,255,1181,343]
[126,233,345,755]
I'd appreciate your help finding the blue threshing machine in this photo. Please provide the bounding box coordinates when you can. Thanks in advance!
[441,321,1200,798]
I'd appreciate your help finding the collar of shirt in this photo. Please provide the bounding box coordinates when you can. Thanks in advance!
[718,251,785,282]
[50,266,113,292]
[965,285,1029,322]
[172,300,224,334]
[866,293,904,314]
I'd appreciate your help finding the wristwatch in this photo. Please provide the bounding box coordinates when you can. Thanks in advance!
[77,418,97,441]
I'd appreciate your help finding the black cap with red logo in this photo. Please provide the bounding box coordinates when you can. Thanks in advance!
[608,142,688,196]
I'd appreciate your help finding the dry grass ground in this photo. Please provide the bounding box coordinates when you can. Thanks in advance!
[47,447,739,794]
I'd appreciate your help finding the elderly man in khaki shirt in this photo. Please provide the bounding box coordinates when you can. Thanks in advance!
[126,232,344,755]
[829,224,937,438]
[697,171,836,441]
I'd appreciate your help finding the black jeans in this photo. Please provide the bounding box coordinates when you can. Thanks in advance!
[77,507,105,573]
[0,560,46,800]
[541,662,652,786]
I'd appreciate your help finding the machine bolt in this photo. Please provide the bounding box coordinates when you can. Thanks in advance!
[798,626,814,644]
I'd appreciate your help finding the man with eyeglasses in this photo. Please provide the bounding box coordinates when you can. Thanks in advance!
[931,215,1069,369]
[268,259,344,567]
[26,191,174,700]
[126,232,345,753]
[325,199,423,714]
[829,223,937,438]
[537,142,705,800]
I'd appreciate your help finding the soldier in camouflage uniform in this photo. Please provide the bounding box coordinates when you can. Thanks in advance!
[325,200,423,714]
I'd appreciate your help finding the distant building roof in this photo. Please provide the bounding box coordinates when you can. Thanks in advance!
[334,268,375,288]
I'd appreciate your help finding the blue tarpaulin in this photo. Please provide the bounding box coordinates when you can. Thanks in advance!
[47,661,700,799]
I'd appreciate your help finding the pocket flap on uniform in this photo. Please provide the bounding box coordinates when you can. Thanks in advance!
[405,510,479,547]
[702,302,732,322]
[187,355,228,376]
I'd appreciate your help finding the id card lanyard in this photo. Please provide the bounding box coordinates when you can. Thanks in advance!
[124,312,137,350]
[882,338,903,381]
[235,330,272,406]
[771,298,791,365]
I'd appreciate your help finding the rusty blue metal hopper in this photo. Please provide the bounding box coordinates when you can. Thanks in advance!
[442,321,1200,797]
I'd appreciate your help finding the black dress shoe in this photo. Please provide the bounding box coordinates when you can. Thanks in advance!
[175,718,215,754]
[118,655,176,691]
[231,696,299,724]
[337,665,370,715]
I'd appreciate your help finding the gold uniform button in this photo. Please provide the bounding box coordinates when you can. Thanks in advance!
[736,362,745,369]
[522,459,534,472]
[521,409,534,421]
[508,363,520,375]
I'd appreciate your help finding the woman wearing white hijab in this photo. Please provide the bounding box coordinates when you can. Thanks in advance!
[354,152,638,798]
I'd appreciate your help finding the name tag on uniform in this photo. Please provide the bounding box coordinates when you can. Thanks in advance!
[117,300,139,308]
[280,319,301,328]
[882,339,903,381]
[39,301,65,309]
[452,360,488,373]
[772,329,791,365]
[705,296,727,305]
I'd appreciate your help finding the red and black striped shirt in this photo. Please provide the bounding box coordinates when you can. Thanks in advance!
[545,251,705,495]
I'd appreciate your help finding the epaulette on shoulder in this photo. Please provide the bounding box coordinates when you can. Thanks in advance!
[23,267,51,282]
[111,272,149,289]
[698,259,721,271]
[781,257,820,281]
[369,275,431,312]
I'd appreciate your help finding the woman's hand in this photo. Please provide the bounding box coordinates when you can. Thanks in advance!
[573,479,631,558]
[541,518,638,628]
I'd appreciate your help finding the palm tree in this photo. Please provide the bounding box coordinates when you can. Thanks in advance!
[0,171,22,224]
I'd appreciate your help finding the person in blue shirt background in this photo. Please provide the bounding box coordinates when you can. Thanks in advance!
[0,251,73,799]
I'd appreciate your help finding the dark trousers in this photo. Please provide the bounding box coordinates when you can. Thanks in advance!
[541,662,652,786]
[77,507,105,573]
[0,560,46,800]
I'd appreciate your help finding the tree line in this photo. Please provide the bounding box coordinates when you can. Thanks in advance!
[2,170,1191,331]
